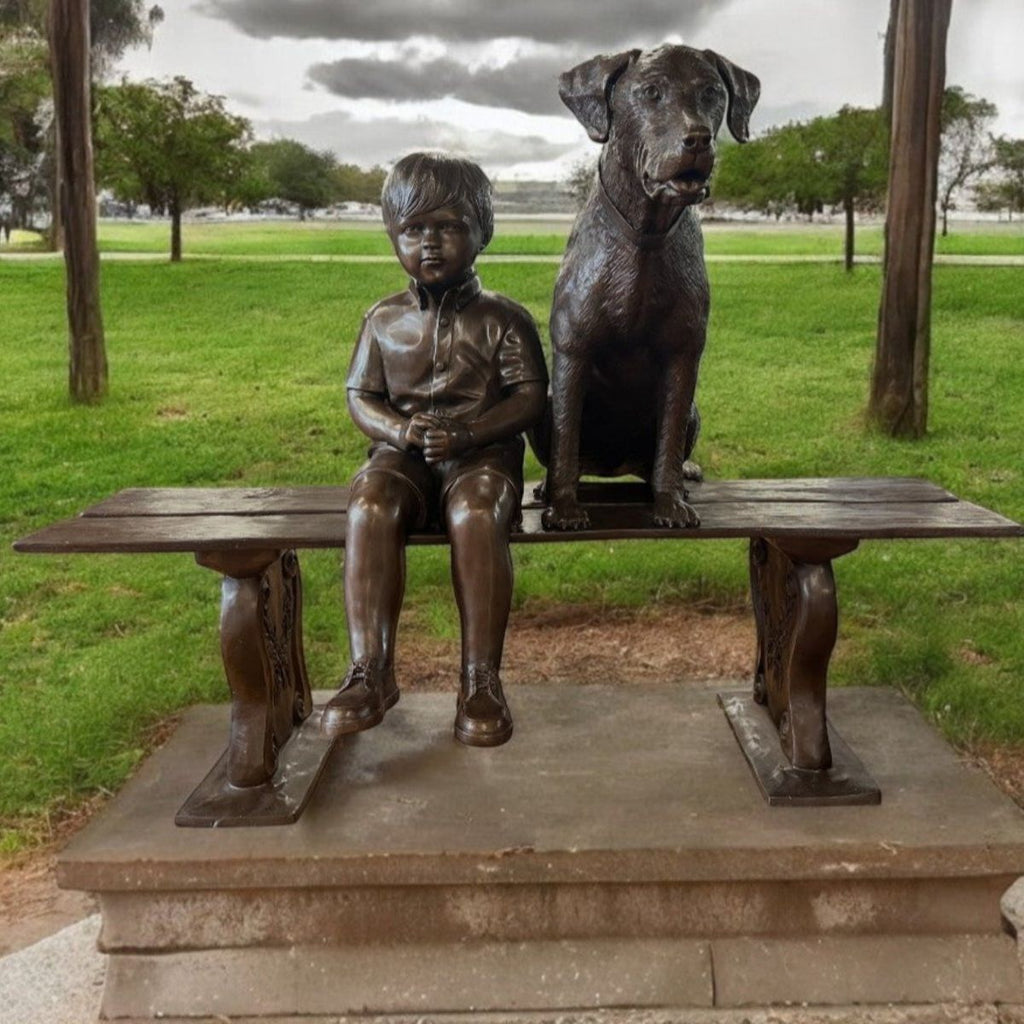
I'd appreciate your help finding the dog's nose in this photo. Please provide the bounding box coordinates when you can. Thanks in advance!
[682,129,713,153]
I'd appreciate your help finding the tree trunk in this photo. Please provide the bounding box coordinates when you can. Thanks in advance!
[843,197,855,272]
[941,205,948,237]
[46,127,65,252]
[170,200,182,262]
[868,0,951,439]
[49,0,107,404]
[882,0,900,124]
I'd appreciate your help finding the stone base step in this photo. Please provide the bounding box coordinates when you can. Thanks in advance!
[57,684,1024,1018]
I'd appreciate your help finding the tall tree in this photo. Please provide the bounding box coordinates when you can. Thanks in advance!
[49,0,106,402]
[936,86,997,236]
[252,138,336,219]
[974,136,1024,221]
[713,111,887,268]
[869,0,952,438]
[94,77,251,260]
[805,107,889,271]
[0,23,50,228]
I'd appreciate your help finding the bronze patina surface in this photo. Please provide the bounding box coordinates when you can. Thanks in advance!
[331,152,547,748]
[538,44,759,532]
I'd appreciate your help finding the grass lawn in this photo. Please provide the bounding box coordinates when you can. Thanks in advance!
[1,248,1022,854]
[5,218,1022,259]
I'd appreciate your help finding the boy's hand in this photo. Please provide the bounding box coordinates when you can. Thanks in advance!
[423,420,474,464]
[401,412,440,450]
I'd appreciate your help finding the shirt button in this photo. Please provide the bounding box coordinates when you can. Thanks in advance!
[438,362,448,372]
[439,317,451,328]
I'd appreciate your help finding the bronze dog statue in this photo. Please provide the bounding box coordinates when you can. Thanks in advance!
[538,44,759,530]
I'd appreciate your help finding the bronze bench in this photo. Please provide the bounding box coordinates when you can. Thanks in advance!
[14,477,1022,825]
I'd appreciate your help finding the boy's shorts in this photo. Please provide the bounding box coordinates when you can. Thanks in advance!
[351,439,525,531]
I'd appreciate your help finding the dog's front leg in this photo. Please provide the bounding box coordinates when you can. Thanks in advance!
[652,348,701,528]
[542,349,591,531]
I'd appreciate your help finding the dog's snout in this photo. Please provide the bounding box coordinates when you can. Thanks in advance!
[682,129,713,153]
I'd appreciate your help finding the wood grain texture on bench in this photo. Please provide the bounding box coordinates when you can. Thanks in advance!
[13,478,1021,554]
[76,477,958,519]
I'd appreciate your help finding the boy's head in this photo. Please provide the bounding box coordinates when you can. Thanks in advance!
[382,152,494,249]
[381,153,495,291]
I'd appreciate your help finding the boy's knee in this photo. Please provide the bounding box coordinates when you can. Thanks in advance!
[445,472,517,533]
[349,472,420,528]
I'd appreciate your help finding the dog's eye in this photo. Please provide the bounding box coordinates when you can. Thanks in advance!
[641,84,662,103]
[702,84,722,103]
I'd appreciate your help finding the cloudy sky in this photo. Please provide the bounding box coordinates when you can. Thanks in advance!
[117,0,1024,180]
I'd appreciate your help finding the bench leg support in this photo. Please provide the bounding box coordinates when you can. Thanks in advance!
[176,549,336,827]
[720,537,880,806]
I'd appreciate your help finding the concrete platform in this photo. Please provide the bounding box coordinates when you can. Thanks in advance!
[57,684,1024,1019]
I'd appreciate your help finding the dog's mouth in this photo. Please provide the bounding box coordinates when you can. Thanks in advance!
[643,155,714,204]
[643,168,710,202]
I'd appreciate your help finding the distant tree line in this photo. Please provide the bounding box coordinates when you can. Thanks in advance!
[90,76,387,259]
[1,31,386,259]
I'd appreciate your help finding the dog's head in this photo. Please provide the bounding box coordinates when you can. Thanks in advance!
[560,44,760,206]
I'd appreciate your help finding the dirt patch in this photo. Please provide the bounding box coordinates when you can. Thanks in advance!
[397,603,756,692]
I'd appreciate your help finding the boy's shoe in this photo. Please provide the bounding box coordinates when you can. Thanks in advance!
[455,665,513,747]
[322,660,398,736]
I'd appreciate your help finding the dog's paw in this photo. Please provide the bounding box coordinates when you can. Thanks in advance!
[653,491,701,529]
[542,502,591,531]
[682,459,704,482]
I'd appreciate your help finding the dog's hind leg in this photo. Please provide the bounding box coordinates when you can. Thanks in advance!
[542,349,591,531]
[652,352,702,528]
[682,402,703,482]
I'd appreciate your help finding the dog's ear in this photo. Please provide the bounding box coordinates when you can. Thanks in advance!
[559,49,640,143]
[704,50,760,143]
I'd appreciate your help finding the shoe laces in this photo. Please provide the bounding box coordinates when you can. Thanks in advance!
[463,665,502,698]
[344,659,380,688]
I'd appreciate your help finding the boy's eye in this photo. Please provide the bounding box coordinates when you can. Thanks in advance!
[441,222,466,234]
[402,225,422,237]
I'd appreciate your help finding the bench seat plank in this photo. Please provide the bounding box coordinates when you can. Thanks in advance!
[14,498,1021,554]
[79,477,957,519]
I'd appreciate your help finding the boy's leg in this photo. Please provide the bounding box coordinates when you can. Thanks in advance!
[323,469,422,736]
[443,470,519,746]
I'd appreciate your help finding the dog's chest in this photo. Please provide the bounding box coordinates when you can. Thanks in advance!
[592,243,707,345]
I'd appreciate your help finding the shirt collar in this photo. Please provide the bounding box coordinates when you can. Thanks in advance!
[410,271,482,312]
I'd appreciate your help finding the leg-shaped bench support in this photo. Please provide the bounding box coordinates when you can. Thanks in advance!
[176,549,337,826]
[720,537,881,806]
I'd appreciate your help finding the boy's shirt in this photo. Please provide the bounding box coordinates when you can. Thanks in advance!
[347,272,547,434]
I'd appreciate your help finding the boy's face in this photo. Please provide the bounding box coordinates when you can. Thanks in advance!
[391,204,483,291]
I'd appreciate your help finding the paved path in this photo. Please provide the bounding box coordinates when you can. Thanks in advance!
[1,251,1023,265]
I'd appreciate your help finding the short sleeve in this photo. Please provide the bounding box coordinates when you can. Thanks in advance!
[498,307,548,390]
[346,312,386,394]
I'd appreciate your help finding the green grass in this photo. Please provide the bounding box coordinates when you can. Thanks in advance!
[1,253,1022,851]
[80,217,1024,259]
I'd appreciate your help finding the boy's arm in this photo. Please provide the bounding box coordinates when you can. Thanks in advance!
[347,308,434,451]
[348,389,436,451]
[422,381,547,464]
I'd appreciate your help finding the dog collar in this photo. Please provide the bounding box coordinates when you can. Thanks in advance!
[596,170,688,251]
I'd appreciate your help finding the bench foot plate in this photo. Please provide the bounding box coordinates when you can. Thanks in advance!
[719,692,881,806]
[175,711,337,827]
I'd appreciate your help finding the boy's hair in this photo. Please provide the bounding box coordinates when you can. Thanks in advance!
[381,152,494,250]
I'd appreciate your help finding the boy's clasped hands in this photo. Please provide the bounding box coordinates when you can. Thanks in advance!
[401,412,475,464]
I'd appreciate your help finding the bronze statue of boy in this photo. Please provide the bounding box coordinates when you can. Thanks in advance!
[325,152,548,747]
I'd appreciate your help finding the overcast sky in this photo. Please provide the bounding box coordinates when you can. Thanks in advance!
[117,0,1024,180]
